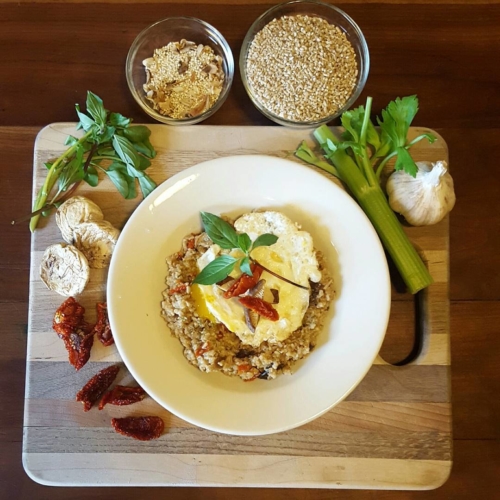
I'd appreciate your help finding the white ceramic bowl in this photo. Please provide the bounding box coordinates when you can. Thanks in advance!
[107,155,390,436]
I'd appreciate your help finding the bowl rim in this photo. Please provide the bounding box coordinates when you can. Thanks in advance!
[126,16,235,125]
[239,0,370,128]
[107,154,392,436]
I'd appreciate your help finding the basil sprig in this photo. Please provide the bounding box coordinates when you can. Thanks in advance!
[28,91,158,232]
[192,212,278,285]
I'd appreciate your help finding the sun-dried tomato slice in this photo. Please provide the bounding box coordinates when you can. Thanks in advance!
[111,416,164,441]
[53,297,95,370]
[224,263,263,299]
[64,324,94,371]
[76,365,120,412]
[92,302,114,347]
[238,296,279,321]
[53,297,86,338]
[99,385,146,410]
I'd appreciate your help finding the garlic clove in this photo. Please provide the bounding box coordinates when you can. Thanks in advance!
[386,161,456,226]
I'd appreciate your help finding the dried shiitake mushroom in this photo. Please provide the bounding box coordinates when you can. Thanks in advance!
[56,196,104,244]
[40,243,90,296]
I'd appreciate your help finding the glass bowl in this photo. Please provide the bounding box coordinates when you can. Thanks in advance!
[126,17,234,125]
[239,0,370,128]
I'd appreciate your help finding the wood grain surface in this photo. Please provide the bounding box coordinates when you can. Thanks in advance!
[21,124,451,488]
[1,0,500,498]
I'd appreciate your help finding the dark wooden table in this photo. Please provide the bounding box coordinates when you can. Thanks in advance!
[1,1,499,498]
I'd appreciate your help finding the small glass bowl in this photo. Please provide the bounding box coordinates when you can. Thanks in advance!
[240,0,370,128]
[126,17,234,125]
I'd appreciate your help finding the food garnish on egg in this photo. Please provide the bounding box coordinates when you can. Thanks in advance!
[193,211,322,347]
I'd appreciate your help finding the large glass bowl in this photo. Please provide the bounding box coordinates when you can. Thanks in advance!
[240,0,370,128]
[126,17,234,125]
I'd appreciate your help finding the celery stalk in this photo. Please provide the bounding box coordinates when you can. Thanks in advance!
[313,124,433,294]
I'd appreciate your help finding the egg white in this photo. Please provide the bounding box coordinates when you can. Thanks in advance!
[196,211,321,347]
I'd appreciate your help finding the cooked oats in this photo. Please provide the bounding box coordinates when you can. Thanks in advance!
[161,231,334,381]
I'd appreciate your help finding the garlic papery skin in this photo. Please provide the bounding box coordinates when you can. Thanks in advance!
[386,161,456,226]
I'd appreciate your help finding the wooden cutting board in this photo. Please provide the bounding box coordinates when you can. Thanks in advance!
[23,123,451,489]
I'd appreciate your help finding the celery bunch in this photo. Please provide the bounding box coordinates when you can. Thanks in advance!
[295,95,434,294]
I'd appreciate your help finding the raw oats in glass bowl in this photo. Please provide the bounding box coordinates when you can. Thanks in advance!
[240,0,369,128]
[126,17,234,125]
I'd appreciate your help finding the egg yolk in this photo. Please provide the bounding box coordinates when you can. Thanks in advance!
[191,284,217,322]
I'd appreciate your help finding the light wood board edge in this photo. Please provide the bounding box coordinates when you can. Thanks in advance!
[23,453,452,489]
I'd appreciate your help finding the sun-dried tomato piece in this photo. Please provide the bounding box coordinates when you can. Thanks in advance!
[224,263,263,299]
[76,365,120,412]
[111,416,164,441]
[92,302,114,346]
[53,297,95,370]
[53,297,86,338]
[99,385,146,410]
[64,324,94,371]
[238,296,279,321]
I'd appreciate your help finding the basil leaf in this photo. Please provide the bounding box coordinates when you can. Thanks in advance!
[44,162,53,170]
[84,165,99,187]
[64,135,78,146]
[122,125,151,143]
[239,256,252,276]
[104,168,129,198]
[252,233,278,249]
[97,145,116,156]
[109,112,131,129]
[237,233,252,254]
[127,163,145,178]
[98,125,116,144]
[193,255,237,285]
[144,138,156,158]
[112,134,140,168]
[138,174,156,198]
[124,174,137,199]
[75,104,96,132]
[132,141,154,158]
[137,154,151,170]
[86,91,107,125]
[107,161,127,172]
[200,212,239,250]
[58,144,85,190]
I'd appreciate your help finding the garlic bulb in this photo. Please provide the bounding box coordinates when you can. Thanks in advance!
[386,161,456,226]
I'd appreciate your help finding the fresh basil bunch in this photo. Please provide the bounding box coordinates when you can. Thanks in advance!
[29,91,157,231]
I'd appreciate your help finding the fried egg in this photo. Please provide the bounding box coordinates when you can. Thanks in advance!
[194,211,322,347]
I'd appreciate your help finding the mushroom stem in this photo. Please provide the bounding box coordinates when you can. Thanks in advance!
[250,258,309,290]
